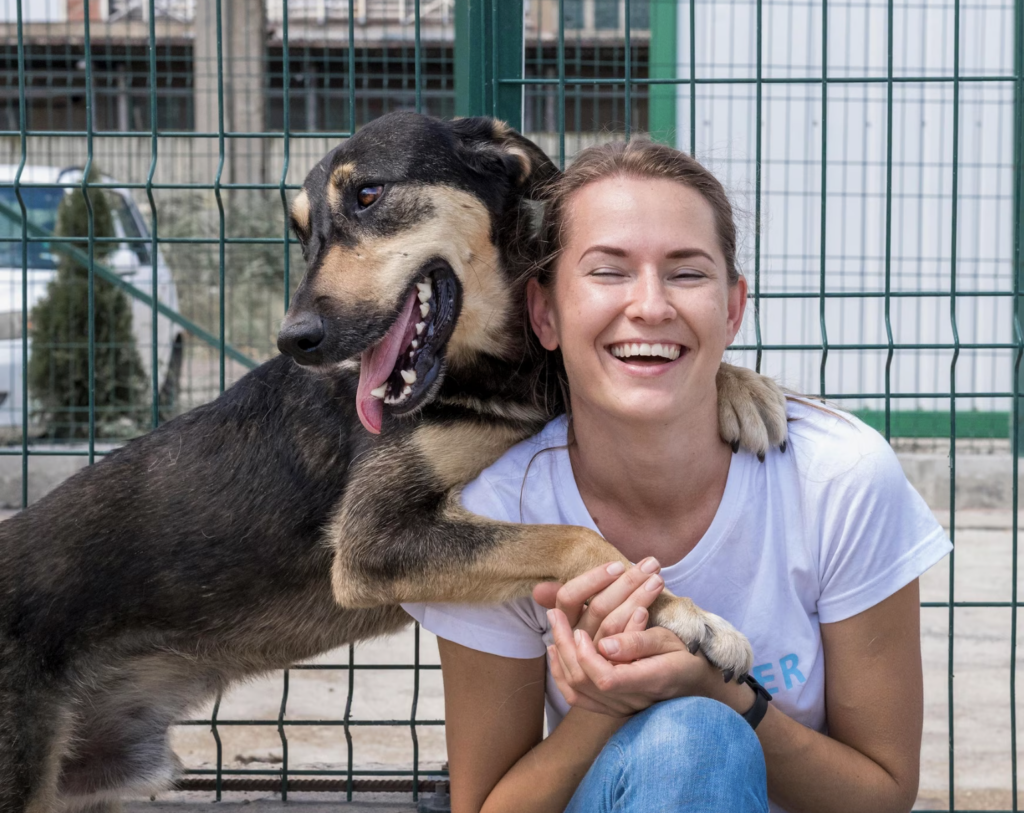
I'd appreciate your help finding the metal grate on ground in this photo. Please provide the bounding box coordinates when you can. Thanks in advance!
[1,0,1023,809]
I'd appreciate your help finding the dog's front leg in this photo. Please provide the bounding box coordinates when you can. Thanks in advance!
[330,439,753,679]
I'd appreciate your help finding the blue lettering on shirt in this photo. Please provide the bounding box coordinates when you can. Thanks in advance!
[751,653,806,695]
[751,663,778,695]
[780,653,806,690]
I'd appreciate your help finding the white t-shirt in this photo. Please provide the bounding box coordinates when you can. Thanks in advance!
[404,400,951,806]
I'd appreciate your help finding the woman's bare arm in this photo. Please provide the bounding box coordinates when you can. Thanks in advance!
[754,579,923,813]
[438,639,626,813]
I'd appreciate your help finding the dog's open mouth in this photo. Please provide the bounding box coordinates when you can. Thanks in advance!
[356,261,460,434]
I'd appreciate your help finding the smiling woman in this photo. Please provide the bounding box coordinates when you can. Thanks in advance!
[403,139,953,813]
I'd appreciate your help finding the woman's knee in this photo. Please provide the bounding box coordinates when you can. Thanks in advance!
[568,697,768,813]
[613,696,766,780]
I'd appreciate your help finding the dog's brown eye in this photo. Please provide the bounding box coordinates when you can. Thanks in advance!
[357,185,384,209]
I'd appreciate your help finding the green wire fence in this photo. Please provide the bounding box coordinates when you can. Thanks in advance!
[0,0,1021,808]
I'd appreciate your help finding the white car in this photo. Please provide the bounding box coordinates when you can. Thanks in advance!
[0,166,183,430]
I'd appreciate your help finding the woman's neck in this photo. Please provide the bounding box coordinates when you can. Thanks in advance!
[566,395,733,563]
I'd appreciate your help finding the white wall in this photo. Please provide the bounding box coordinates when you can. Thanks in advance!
[672,0,1016,412]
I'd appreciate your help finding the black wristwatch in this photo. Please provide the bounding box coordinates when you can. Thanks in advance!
[737,673,772,730]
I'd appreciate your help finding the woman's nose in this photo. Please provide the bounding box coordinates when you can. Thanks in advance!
[626,272,675,323]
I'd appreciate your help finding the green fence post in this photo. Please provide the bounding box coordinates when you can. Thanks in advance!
[648,0,677,145]
[454,0,522,126]
[1015,0,1024,457]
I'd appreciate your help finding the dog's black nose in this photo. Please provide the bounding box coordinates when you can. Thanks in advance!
[278,313,326,363]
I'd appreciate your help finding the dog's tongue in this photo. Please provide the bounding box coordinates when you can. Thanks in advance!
[356,290,419,434]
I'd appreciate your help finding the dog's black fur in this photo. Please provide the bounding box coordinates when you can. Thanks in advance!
[0,113,787,811]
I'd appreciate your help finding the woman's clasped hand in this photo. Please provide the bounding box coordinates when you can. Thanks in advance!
[535,560,747,719]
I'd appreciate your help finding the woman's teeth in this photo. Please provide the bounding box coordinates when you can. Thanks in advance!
[610,342,682,361]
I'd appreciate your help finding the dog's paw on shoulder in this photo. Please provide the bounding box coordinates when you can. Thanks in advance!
[716,363,788,462]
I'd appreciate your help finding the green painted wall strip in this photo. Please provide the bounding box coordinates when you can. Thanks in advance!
[648,0,677,144]
[852,410,1010,440]
[455,0,523,126]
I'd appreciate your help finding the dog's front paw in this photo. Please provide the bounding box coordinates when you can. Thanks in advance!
[652,595,754,682]
[716,363,788,461]
[698,611,754,682]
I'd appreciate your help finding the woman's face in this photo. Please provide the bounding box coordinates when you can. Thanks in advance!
[528,174,747,427]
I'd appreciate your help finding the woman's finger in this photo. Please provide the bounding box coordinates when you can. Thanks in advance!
[532,581,563,609]
[548,608,588,686]
[597,626,688,663]
[546,645,580,706]
[579,558,662,639]
[549,653,624,716]
[570,629,650,715]
[624,606,649,634]
[548,638,622,715]
[592,573,663,643]
[547,561,629,627]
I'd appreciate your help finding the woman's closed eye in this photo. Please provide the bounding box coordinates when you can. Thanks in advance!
[671,268,706,280]
[589,267,629,279]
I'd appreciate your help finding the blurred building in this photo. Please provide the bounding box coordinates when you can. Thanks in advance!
[0,0,651,136]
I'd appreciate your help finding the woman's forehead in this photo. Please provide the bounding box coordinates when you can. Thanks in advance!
[564,175,720,251]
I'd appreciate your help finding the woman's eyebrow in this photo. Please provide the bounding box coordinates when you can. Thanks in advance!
[579,245,628,260]
[665,248,715,262]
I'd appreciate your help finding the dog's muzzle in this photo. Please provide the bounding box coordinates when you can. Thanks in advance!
[278,312,327,364]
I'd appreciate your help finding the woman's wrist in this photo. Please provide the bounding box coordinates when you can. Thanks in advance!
[698,661,758,715]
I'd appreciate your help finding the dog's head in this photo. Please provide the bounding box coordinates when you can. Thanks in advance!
[278,112,556,435]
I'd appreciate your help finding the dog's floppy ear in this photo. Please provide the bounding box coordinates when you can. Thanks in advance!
[450,116,559,199]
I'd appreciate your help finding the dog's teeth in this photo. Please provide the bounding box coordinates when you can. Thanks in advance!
[402,384,413,395]
[420,302,430,318]
[417,286,431,304]
[401,369,417,384]
[411,339,419,350]
[370,385,387,399]
[416,321,426,336]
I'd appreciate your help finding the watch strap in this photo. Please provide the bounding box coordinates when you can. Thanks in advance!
[737,673,772,730]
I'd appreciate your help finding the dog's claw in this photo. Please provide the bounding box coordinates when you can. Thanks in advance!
[737,673,748,685]
[687,639,701,656]
[780,440,788,454]
[723,668,735,683]
[730,440,740,454]
[756,451,765,463]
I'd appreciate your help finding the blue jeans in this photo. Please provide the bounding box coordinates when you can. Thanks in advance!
[564,696,769,813]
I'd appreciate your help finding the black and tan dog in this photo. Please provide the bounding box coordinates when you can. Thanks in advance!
[0,113,787,811]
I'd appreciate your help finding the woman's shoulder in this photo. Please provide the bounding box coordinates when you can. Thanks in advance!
[781,397,900,485]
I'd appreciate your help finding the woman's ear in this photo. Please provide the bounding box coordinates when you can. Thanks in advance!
[726,275,748,344]
[527,278,560,351]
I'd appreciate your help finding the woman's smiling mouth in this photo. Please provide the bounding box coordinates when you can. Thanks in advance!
[608,342,685,365]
